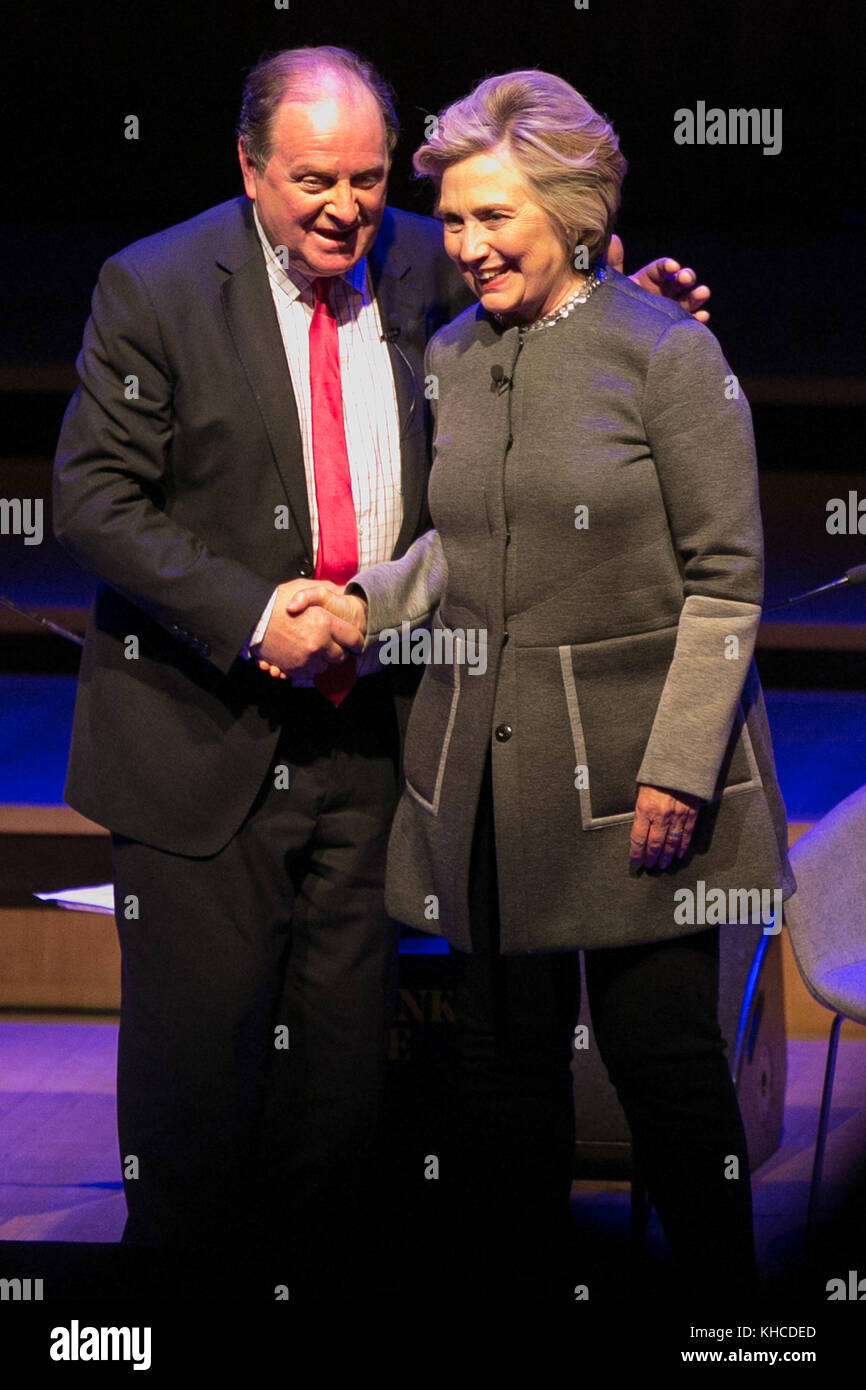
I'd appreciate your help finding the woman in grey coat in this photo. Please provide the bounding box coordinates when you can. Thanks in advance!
[282,70,794,1303]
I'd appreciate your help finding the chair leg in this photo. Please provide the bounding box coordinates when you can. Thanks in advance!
[807,1011,843,1234]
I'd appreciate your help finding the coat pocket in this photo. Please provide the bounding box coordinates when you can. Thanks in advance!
[402,624,464,815]
[555,626,761,827]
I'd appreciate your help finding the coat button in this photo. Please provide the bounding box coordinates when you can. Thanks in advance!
[495,723,513,742]
[298,559,314,577]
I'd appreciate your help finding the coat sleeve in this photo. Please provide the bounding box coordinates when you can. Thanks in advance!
[348,528,447,648]
[52,253,275,676]
[635,317,764,801]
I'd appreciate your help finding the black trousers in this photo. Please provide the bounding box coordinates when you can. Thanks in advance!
[446,756,759,1303]
[110,674,400,1276]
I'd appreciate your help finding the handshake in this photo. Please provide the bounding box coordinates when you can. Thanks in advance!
[251,578,368,681]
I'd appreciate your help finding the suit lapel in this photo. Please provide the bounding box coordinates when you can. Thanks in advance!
[219,204,314,561]
[218,200,431,568]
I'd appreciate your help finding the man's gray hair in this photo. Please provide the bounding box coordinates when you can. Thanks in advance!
[237,46,400,173]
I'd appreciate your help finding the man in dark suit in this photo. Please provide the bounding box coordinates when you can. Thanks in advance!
[53,44,711,1283]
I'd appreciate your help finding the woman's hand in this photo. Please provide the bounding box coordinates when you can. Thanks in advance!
[629,784,702,871]
[285,583,368,637]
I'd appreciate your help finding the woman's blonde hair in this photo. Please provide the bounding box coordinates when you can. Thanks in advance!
[414,70,626,263]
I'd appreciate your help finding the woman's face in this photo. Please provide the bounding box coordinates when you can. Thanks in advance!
[437,148,578,325]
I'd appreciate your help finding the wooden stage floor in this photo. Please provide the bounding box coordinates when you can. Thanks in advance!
[1,1017,864,1304]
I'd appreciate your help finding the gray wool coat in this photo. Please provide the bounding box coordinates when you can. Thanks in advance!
[352,268,795,954]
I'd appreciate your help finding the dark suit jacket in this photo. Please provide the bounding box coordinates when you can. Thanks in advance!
[53,195,471,855]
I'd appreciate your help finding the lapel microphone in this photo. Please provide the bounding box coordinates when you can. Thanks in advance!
[490,365,511,394]
[381,314,401,343]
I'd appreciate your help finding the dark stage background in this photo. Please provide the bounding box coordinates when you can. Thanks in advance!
[3,0,865,377]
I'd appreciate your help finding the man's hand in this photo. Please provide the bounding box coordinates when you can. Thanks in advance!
[607,233,712,323]
[629,783,702,871]
[253,579,364,681]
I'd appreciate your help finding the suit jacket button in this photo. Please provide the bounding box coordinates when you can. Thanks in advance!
[495,723,513,742]
[298,560,313,577]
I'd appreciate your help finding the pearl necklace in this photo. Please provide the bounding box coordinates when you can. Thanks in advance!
[496,267,605,331]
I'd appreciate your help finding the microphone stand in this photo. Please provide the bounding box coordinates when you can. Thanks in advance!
[763,562,866,613]
[0,595,84,647]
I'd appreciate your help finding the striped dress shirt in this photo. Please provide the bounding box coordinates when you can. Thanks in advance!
[247,203,404,680]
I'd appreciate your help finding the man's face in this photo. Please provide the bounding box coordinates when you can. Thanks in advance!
[238,88,389,278]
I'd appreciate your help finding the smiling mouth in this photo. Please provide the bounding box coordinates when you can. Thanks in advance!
[313,226,359,242]
[475,267,510,288]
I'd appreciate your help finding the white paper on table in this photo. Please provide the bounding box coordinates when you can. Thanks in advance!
[35,883,116,915]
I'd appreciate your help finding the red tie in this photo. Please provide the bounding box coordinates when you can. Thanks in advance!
[309,276,358,706]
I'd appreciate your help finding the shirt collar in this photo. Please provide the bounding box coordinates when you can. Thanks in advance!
[252,201,367,303]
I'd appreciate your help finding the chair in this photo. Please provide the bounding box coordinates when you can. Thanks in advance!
[783,783,866,1231]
